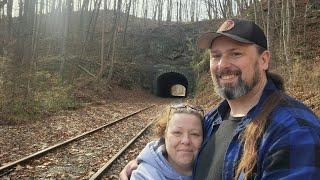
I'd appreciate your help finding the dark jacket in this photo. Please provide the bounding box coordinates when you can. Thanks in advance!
[194,79,320,180]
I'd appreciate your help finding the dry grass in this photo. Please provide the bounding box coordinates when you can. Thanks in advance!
[276,60,320,115]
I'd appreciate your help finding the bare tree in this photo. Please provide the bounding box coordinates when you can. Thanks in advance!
[253,0,258,23]
[292,0,296,20]
[157,0,164,24]
[226,0,232,18]
[90,0,103,41]
[190,0,195,22]
[0,0,7,9]
[267,0,277,68]
[6,0,37,114]
[152,0,157,20]
[97,0,108,79]
[195,0,200,21]
[123,0,132,44]
[179,0,182,22]
[281,0,290,63]
[80,0,90,36]
[7,0,13,38]
[60,0,73,74]
[166,0,173,22]
[259,0,266,31]
[217,0,227,19]
[207,0,215,19]
[106,0,122,82]
[303,1,311,45]
[143,0,148,20]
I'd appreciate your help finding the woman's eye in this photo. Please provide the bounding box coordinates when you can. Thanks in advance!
[172,131,182,135]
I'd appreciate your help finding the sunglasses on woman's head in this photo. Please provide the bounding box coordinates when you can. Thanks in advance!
[170,104,205,116]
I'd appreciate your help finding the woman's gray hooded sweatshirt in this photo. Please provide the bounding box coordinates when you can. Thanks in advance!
[130,140,192,180]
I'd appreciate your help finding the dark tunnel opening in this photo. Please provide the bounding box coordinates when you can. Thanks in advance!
[156,72,188,98]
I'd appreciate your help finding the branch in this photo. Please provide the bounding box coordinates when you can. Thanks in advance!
[0,0,7,9]
[77,65,96,78]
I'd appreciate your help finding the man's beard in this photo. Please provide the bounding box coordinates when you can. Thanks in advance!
[213,63,260,100]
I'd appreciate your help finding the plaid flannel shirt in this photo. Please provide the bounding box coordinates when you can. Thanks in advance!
[193,79,320,180]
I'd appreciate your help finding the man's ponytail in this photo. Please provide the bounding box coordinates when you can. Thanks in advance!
[235,78,285,180]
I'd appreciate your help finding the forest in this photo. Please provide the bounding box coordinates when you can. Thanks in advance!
[0,0,318,122]
[0,0,319,178]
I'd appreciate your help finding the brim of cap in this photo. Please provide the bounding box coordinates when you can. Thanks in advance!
[197,32,254,49]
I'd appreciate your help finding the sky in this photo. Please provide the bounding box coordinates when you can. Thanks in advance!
[6,0,211,22]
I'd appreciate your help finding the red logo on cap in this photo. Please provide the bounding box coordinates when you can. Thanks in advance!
[218,20,235,32]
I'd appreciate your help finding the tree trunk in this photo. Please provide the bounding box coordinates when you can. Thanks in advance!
[267,0,275,67]
[176,1,178,21]
[123,0,132,45]
[106,0,122,83]
[179,0,182,22]
[217,0,226,19]
[60,0,72,75]
[90,0,102,41]
[303,1,309,46]
[5,0,37,115]
[253,0,258,23]
[80,0,90,36]
[195,0,200,22]
[227,0,232,18]
[258,0,265,31]
[7,0,13,38]
[166,0,172,22]
[157,0,163,25]
[281,0,290,63]
[152,1,157,20]
[286,0,291,59]
[292,0,296,19]
[97,0,108,79]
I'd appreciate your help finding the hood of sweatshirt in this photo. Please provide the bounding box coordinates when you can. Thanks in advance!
[137,140,192,180]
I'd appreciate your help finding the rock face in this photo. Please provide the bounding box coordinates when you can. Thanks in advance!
[128,21,220,66]
[116,20,220,97]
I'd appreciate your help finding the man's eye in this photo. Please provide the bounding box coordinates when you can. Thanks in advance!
[231,52,242,57]
[211,54,221,59]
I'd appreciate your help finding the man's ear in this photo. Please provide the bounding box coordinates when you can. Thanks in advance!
[260,50,270,70]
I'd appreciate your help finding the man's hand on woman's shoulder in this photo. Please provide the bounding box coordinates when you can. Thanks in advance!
[119,159,139,180]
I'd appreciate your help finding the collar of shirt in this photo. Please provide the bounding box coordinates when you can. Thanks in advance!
[206,78,280,136]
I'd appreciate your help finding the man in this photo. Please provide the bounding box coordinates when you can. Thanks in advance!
[120,18,320,179]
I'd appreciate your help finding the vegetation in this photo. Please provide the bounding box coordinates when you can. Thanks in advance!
[0,0,319,122]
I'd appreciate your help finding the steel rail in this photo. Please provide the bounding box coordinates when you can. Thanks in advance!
[89,120,155,180]
[0,105,155,175]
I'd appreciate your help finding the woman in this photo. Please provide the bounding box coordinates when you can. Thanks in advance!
[130,103,204,180]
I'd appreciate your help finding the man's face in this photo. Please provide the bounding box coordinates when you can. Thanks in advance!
[209,36,268,100]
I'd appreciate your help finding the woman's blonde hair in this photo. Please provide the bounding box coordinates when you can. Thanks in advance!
[155,103,204,140]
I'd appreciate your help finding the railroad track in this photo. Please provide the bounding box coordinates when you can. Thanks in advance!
[90,120,154,180]
[0,105,157,178]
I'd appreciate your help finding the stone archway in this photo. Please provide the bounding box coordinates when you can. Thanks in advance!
[155,72,189,98]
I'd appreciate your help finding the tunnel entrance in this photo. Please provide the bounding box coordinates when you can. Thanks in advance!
[156,72,188,98]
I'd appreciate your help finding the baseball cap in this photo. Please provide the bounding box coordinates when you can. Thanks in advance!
[197,18,267,49]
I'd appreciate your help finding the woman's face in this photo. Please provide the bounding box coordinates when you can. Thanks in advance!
[165,113,203,172]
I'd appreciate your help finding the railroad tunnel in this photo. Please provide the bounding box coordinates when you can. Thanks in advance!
[156,72,189,98]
